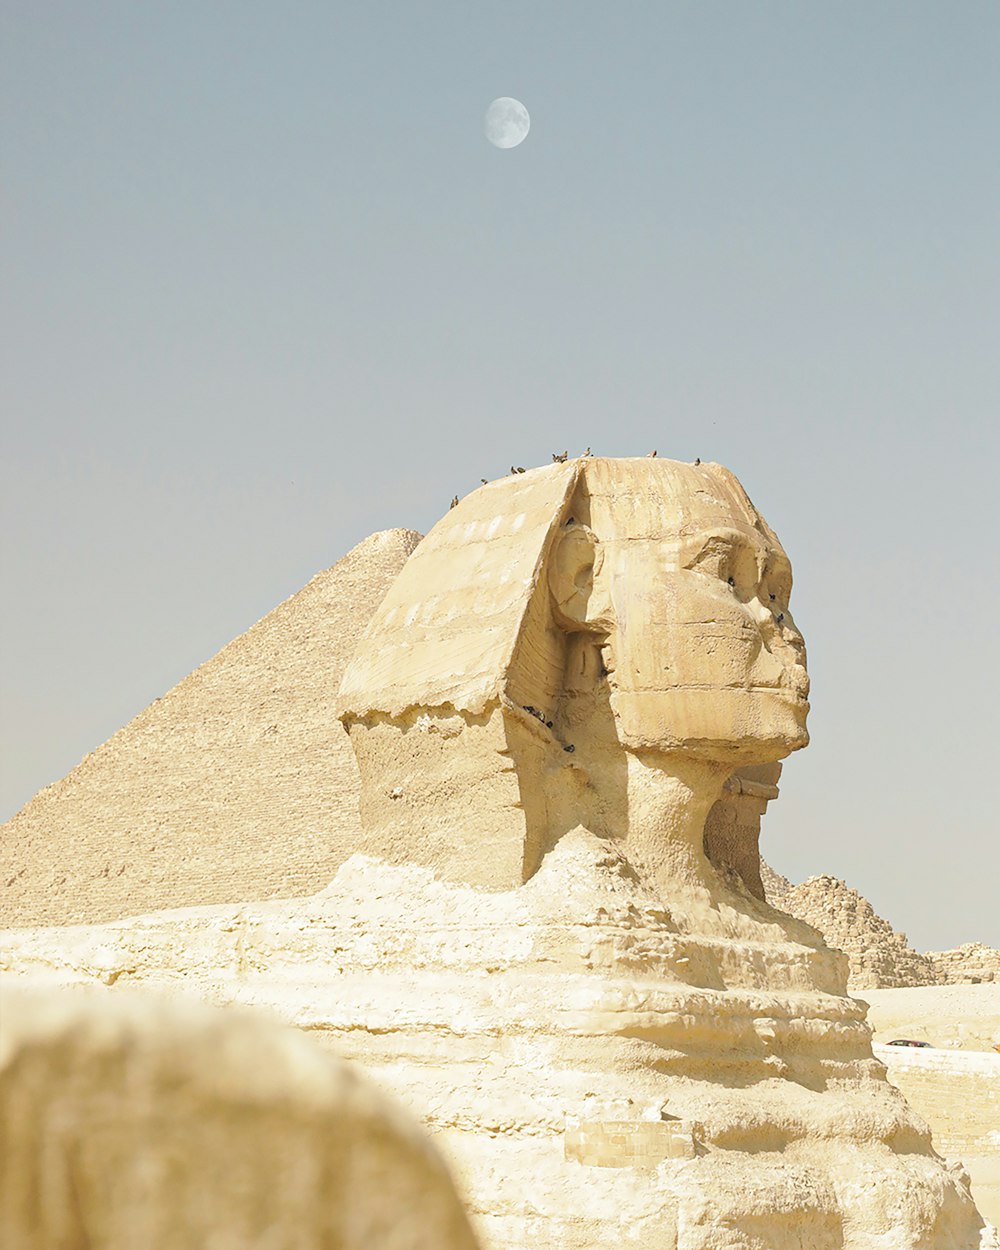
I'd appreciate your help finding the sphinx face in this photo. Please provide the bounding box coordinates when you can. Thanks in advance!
[582,459,809,764]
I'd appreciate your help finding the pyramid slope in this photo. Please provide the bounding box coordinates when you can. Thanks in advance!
[927,942,1000,984]
[758,858,793,908]
[0,528,421,927]
[773,872,940,989]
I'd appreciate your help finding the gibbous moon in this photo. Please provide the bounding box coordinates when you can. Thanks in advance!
[485,97,530,149]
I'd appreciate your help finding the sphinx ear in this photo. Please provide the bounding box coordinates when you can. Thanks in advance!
[547,522,608,632]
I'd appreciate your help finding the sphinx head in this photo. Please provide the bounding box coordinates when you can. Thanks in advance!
[337,457,808,890]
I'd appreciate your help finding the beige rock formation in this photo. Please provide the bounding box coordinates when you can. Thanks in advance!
[763,872,941,990]
[3,457,991,1249]
[0,848,992,1250]
[703,763,783,902]
[0,985,480,1250]
[0,528,420,927]
[929,944,1000,986]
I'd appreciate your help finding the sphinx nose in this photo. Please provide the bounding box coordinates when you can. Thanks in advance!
[780,612,805,649]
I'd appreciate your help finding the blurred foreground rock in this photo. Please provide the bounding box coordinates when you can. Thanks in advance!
[0,987,480,1250]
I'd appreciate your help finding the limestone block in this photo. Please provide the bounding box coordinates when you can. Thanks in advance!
[564,1118,699,1167]
[0,986,480,1250]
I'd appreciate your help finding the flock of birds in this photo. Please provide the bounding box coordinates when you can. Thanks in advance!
[450,450,701,508]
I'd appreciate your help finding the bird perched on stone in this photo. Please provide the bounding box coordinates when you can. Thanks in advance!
[647,450,657,457]
[552,450,568,463]
[511,466,526,474]
[694,457,701,465]
[481,478,489,484]
[580,447,592,457]
[450,495,459,509]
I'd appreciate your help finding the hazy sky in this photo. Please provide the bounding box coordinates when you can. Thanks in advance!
[3,2,998,950]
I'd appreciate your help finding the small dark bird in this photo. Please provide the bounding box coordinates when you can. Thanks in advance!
[450,495,459,509]
[511,465,526,475]
[563,744,575,753]
[552,450,568,463]
[694,457,701,465]
[580,446,592,457]
[776,613,785,624]
[646,450,657,457]
[546,720,553,728]
[481,478,489,484]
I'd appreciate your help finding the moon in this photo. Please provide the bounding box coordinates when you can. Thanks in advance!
[485,97,530,149]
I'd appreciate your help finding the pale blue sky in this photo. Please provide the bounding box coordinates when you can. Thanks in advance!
[2,2,998,948]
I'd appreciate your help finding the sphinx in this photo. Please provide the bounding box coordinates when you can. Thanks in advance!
[333,458,986,1248]
[1,458,988,1249]
[338,456,807,902]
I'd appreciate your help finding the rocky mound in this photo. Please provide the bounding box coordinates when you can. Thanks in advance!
[763,870,941,990]
[928,944,1000,985]
[0,528,421,927]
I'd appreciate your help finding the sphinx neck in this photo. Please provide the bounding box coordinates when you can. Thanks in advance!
[622,750,730,901]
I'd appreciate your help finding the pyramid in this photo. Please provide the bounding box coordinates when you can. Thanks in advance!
[765,871,940,989]
[927,942,1000,984]
[757,856,793,909]
[0,528,421,927]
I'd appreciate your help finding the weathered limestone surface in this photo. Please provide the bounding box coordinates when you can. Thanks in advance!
[0,986,480,1250]
[0,528,420,927]
[3,458,992,1249]
[0,847,992,1250]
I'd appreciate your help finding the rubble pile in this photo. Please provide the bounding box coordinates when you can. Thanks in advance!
[927,943,1000,985]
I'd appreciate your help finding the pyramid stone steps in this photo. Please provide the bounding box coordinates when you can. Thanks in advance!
[0,528,421,926]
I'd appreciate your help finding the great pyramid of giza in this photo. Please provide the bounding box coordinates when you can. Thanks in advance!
[0,528,421,927]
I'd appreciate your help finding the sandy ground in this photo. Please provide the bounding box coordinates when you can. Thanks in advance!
[856,983,1000,1052]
